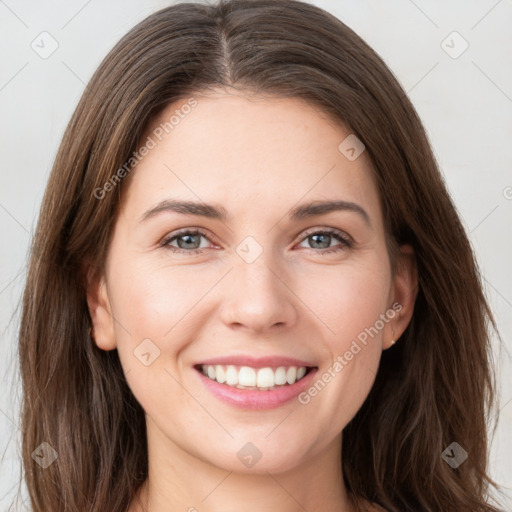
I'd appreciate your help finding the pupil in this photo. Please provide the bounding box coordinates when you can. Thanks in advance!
[178,234,200,249]
[310,233,330,249]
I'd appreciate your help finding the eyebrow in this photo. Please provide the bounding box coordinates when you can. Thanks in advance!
[139,198,371,226]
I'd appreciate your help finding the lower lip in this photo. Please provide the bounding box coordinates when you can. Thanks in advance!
[195,367,319,410]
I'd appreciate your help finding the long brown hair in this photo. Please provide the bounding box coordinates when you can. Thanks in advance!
[16,1,504,510]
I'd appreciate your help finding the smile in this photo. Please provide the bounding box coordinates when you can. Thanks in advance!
[196,364,314,390]
[193,362,319,410]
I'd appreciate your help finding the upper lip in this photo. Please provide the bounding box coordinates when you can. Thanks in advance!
[194,355,318,369]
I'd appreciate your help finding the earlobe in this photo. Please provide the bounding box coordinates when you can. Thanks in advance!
[85,266,117,351]
[385,244,418,349]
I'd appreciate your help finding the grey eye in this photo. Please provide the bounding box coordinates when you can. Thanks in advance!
[307,233,333,249]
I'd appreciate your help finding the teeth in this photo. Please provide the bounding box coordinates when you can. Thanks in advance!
[199,364,310,389]
[256,367,274,388]
[275,367,287,385]
[286,366,296,384]
[215,365,226,383]
[226,365,238,386]
[239,366,256,387]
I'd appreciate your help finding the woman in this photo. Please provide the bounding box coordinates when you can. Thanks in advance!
[17,0,504,510]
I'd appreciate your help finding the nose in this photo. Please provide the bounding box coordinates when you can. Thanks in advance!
[219,253,298,334]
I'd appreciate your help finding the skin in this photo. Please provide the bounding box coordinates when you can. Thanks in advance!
[87,88,417,512]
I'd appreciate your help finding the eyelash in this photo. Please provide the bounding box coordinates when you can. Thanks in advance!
[160,227,353,256]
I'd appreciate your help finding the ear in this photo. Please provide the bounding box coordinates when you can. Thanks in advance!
[383,244,418,350]
[85,265,117,351]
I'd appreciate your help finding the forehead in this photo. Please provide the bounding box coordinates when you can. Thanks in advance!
[121,90,382,225]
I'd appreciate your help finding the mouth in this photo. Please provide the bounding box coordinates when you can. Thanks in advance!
[193,363,317,391]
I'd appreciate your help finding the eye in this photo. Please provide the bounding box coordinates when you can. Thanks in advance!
[161,229,213,253]
[296,228,353,255]
[160,227,353,255]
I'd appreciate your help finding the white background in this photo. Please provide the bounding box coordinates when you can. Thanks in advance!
[1,0,511,509]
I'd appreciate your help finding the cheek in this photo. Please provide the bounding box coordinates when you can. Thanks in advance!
[294,259,390,426]
[106,259,206,414]
[109,258,210,339]
[303,257,391,348]
[106,257,229,398]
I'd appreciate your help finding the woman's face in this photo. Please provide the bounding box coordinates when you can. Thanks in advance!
[88,89,416,474]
